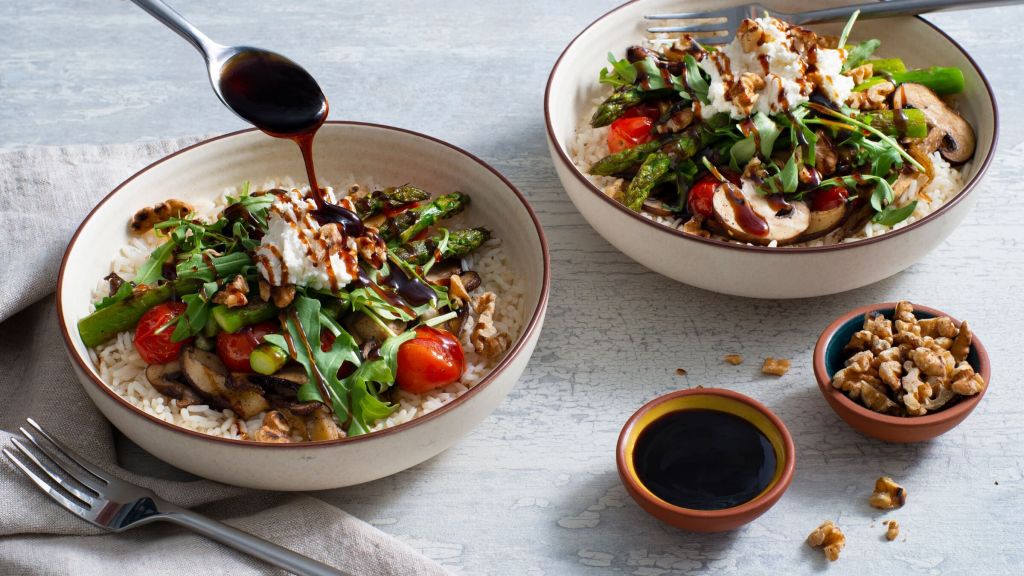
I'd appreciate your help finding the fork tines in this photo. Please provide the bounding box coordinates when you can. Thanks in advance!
[643,7,739,40]
[3,418,109,517]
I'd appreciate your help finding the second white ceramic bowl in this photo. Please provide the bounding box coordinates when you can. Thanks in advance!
[545,0,997,299]
[57,122,550,490]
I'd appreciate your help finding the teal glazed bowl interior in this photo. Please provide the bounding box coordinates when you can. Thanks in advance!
[814,302,990,443]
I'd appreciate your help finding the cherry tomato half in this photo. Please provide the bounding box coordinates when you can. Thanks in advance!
[133,302,191,365]
[396,326,465,394]
[607,116,655,154]
[216,322,278,372]
[810,186,850,212]
[687,172,742,218]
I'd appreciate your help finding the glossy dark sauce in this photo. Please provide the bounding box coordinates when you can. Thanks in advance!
[218,51,327,138]
[724,183,769,237]
[382,266,436,308]
[633,410,777,510]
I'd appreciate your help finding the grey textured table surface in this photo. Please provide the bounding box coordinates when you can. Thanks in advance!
[3,1,1023,574]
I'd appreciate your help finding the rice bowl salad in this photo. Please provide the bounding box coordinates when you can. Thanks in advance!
[570,14,976,247]
[80,178,522,442]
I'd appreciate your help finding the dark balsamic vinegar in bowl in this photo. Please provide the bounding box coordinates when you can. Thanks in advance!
[632,410,777,510]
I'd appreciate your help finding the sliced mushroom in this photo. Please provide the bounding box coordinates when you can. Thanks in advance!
[641,198,675,217]
[424,259,463,284]
[893,83,976,164]
[802,204,847,239]
[248,367,308,397]
[181,347,269,419]
[306,405,344,441]
[711,183,810,245]
[145,361,202,407]
[814,130,838,176]
[344,312,406,345]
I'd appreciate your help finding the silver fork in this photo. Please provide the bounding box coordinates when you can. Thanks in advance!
[3,418,348,576]
[645,0,1023,40]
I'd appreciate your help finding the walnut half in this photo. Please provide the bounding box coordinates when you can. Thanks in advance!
[869,476,907,510]
[807,520,846,562]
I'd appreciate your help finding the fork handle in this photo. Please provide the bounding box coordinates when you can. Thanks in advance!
[792,0,1024,25]
[163,510,349,576]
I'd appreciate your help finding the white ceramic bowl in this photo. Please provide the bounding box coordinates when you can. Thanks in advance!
[57,122,550,490]
[545,0,997,299]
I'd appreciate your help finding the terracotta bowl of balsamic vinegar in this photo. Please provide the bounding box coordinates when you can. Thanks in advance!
[616,388,795,532]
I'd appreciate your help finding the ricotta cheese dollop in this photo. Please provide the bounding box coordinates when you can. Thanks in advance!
[697,17,854,119]
[255,188,358,292]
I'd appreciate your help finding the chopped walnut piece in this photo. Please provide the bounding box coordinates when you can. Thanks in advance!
[950,362,986,396]
[869,476,907,510]
[723,354,743,365]
[846,63,873,85]
[918,316,958,339]
[258,279,272,302]
[737,19,768,52]
[761,357,790,376]
[848,80,895,110]
[863,313,894,343]
[470,292,511,359]
[884,520,900,541]
[448,274,472,308]
[909,347,953,379]
[727,72,767,116]
[129,199,193,234]
[807,520,846,562]
[680,216,711,238]
[212,274,249,308]
[860,381,899,414]
[272,285,296,308]
[255,411,292,443]
[951,320,973,363]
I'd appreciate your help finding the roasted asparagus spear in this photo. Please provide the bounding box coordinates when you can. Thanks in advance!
[392,227,492,265]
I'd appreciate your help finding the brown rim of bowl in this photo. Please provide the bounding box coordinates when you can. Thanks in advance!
[56,120,551,449]
[543,0,999,254]
[813,302,991,427]
[616,388,796,519]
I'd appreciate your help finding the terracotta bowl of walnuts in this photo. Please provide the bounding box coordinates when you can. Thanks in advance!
[813,302,990,443]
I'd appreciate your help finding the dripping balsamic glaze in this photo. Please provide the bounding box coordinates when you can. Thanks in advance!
[382,265,436,308]
[724,183,769,237]
[633,410,777,510]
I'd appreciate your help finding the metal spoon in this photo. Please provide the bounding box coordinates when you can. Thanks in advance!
[128,0,328,137]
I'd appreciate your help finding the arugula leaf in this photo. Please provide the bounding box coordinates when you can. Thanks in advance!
[873,201,918,226]
[134,241,175,285]
[779,153,799,194]
[171,281,217,342]
[342,330,416,436]
[599,52,638,87]
[631,57,687,93]
[94,281,133,311]
[843,39,881,72]
[683,55,710,104]
[838,9,860,50]
[176,252,252,283]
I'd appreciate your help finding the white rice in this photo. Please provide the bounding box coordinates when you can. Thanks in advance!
[88,179,524,440]
[570,93,967,247]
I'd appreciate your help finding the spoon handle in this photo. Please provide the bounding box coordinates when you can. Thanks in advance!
[128,0,220,58]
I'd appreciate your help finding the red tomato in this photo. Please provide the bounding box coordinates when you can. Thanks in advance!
[320,329,336,353]
[811,186,849,212]
[133,302,191,365]
[216,322,278,372]
[687,172,741,218]
[396,326,465,394]
[607,116,655,154]
[687,175,719,218]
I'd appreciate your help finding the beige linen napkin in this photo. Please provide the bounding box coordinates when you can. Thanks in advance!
[0,141,449,576]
